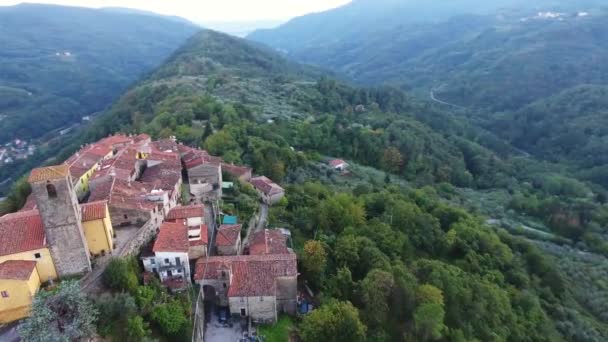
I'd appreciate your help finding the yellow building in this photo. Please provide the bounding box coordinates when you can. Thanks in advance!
[0,210,58,283]
[0,260,41,323]
[81,201,114,256]
[67,144,114,200]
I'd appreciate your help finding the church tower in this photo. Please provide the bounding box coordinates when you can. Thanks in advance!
[29,164,91,277]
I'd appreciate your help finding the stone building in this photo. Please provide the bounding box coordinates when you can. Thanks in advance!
[216,224,242,256]
[249,176,285,205]
[28,165,91,277]
[194,254,297,323]
[183,150,223,200]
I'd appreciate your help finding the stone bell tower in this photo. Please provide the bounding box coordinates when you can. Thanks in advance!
[28,164,91,277]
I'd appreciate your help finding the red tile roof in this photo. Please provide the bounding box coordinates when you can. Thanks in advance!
[21,194,37,211]
[81,201,108,222]
[151,139,180,154]
[28,164,70,183]
[222,163,252,180]
[139,162,182,193]
[329,159,347,168]
[0,210,46,257]
[189,225,209,247]
[166,205,204,221]
[250,176,284,196]
[216,224,242,247]
[0,260,37,280]
[97,134,133,148]
[183,150,222,169]
[153,222,189,253]
[194,254,297,297]
[248,229,290,255]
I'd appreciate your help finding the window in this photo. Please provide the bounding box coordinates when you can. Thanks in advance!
[240,308,246,316]
[221,271,226,277]
[46,183,57,198]
[260,297,264,302]
[123,214,128,219]
[175,257,181,266]
[150,259,156,265]
[1,291,8,298]
[223,283,227,289]
[34,253,41,259]
[164,258,170,264]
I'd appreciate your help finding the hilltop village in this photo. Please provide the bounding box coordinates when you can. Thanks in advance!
[0,134,296,329]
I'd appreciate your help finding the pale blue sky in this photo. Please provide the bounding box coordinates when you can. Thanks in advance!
[0,0,352,21]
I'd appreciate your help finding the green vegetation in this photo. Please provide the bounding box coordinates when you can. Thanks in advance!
[98,257,192,341]
[258,315,294,342]
[5,17,608,340]
[19,281,98,341]
[0,3,197,144]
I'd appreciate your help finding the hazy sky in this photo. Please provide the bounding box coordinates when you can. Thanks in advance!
[0,0,352,21]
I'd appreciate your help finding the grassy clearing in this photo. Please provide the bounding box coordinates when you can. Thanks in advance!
[257,315,294,342]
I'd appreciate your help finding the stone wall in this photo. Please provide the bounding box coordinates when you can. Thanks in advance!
[118,212,163,257]
[276,276,298,315]
[229,296,277,323]
[31,176,91,277]
[109,206,153,227]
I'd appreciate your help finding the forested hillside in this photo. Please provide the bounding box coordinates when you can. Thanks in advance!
[249,1,608,214]
[0,3,198,143]
[7,29,601,341]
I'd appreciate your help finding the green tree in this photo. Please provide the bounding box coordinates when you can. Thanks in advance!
[414,303,446,341]
[300,301,366,342]
[19,281,98,342]
[126,316,151,342]
[96,292,138,337]
[302,240,327,282]
[151,300,189,336]
[381,146,404,173]
[360,269,395,327]
[103,257,139,293]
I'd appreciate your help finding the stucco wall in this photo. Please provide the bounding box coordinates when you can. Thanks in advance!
[83,219,113,256]
[0,271,40,323]
[0,248,57,283]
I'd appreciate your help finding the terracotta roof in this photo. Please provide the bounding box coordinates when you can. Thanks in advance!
[81,201,108,222]
[133,134,151,143]
[153,222,189,253]
[216,224,242,247]
[0,210,45,256]
[194,254,297,297]
[0,260,37,280]
[222,163,252,179]
[167,205,204,221]
[329,159,347,168]
[139,162,182,192]
[152,139,180,153]
[248,229,290,255]
[183,150,222,169]
[28,164,69,183]
[21,194,37,211]
[88,176,116,202]
[249,176,284,196]
[97,134,133,148]
[189,224,209,247]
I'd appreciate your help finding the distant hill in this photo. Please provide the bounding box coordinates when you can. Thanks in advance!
[0,3,198,144]
[69,28,608,341]
[248,0,608,178]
